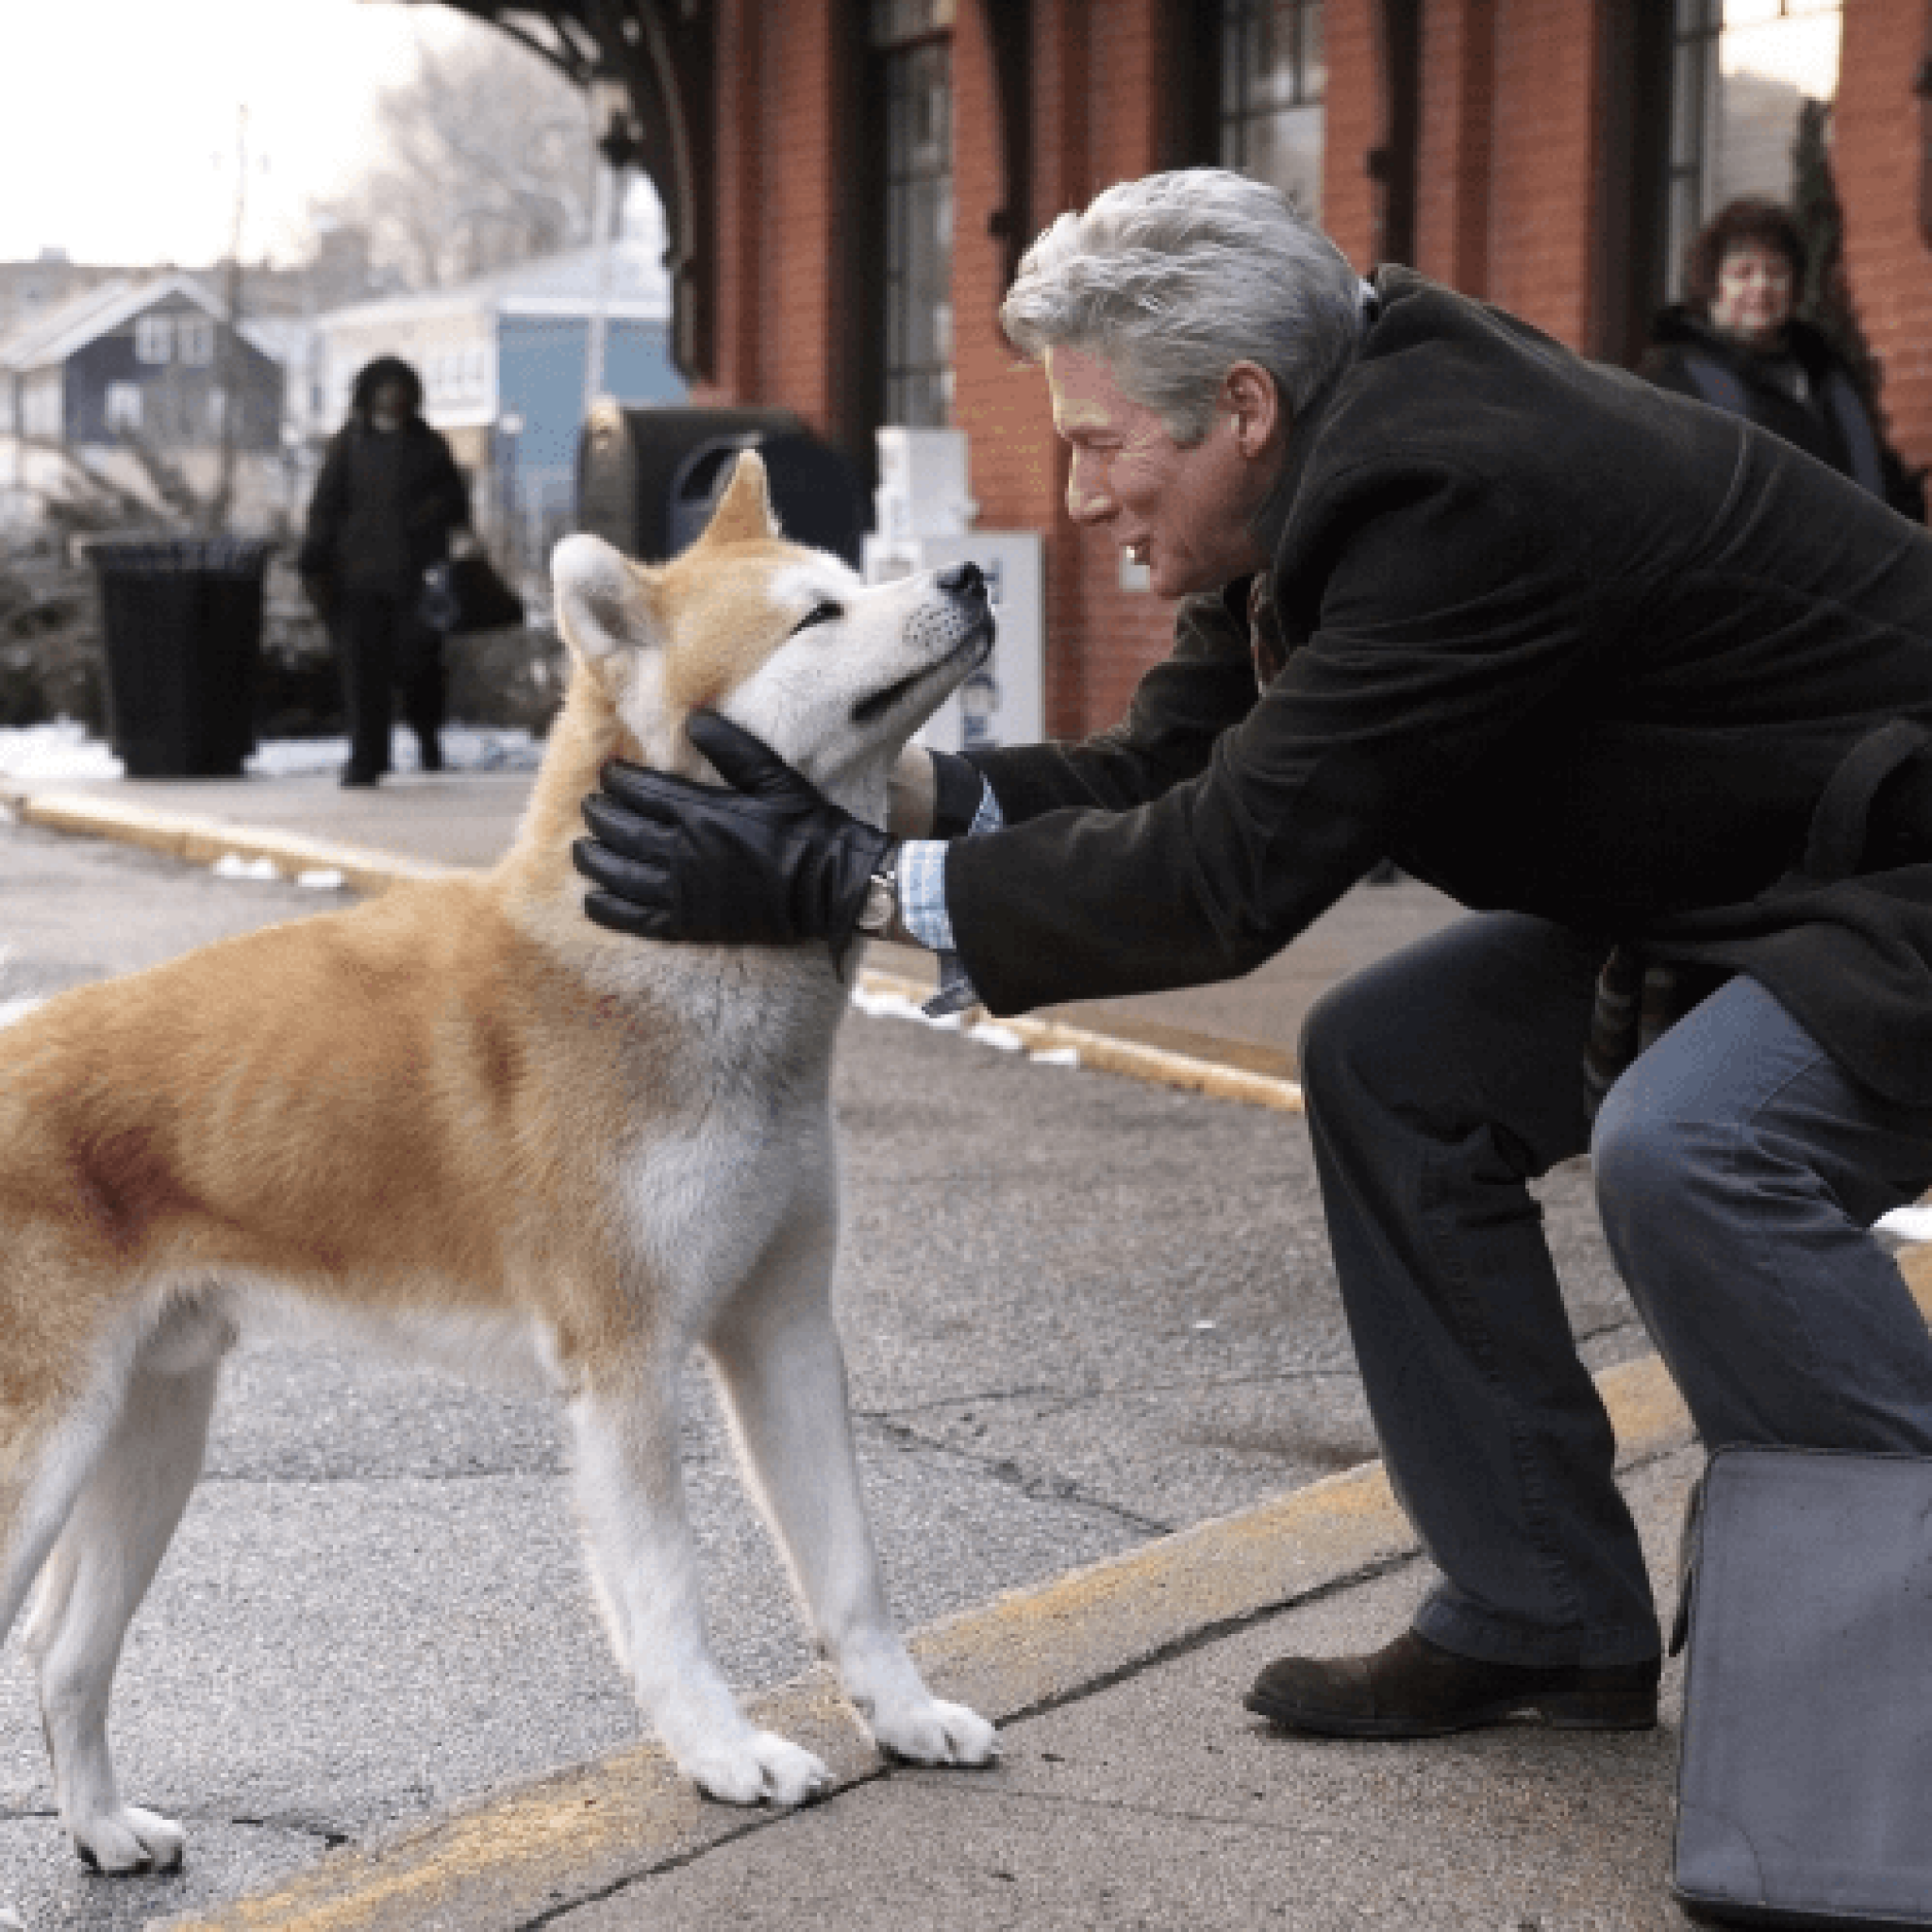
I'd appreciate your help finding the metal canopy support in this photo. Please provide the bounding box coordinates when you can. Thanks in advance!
[394,1,716,382]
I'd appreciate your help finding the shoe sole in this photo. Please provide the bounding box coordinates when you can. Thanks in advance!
[1241,1689,1658,1739]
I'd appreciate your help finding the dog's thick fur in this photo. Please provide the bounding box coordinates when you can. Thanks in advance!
[0,454,997,1893]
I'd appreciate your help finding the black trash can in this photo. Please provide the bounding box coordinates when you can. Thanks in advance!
[576,403,867,566]
[87,538,271,777]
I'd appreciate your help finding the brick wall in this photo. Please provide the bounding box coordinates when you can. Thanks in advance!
[1484,0,1600,343]
[692,0,1925,741]
[1415,0,1496,293]
[1836,0,1931,475]
[1323,0,1378,274]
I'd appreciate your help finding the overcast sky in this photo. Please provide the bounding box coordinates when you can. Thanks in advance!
[0,0,508,269]
[0,0,1840,275]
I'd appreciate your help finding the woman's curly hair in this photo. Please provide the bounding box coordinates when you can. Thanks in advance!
[1682,198,1808,316]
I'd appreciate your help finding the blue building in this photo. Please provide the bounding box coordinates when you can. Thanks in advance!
[310,239,684,574]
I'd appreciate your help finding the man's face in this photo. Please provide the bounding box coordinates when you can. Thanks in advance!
[1045,345,1274,598]
[1709,241,1795,347]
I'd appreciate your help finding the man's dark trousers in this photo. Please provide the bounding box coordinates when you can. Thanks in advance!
[336,590,445,778]
[1300,912,1932,1667]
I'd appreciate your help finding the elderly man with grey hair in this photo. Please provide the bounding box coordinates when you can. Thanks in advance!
[575,169,1932,1742]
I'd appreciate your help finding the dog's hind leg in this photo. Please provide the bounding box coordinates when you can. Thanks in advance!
[23,1314,224,1874]
[704,1205,998,1773]
[568,1349,832,1808]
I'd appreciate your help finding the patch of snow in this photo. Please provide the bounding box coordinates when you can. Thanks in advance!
[0,996,46,1030]
[1873,1204,1932,1248]
[297,868,347,891]
[849,986,967,1034]
[850,987,928,1023]
[0,719,121,782]
[1029,1045,1081,1069]
[212,854,282,882]
[969,1021,1024,1052]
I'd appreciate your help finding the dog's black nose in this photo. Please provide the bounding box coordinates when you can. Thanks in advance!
[937,561,984,598]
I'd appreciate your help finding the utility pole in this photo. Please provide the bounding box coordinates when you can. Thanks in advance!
[581,157,625,417]
[208,104,249,533]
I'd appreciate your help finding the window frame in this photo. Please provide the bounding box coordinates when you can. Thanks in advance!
[871,0,956,429]
[1218,0,1328,219]
[134,313,174,365]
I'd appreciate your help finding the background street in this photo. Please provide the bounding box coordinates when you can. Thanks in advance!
[0,816,1653,1927]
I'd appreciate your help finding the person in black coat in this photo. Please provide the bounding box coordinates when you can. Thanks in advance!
[571,172,1932,1748]
[298,356,472,786]
[1642,195,1925,523]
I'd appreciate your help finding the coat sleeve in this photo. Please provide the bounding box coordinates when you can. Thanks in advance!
[945,458,1610,1014]
[963,585,1260,822]
[296,434,350,579]
[411,429,472,537]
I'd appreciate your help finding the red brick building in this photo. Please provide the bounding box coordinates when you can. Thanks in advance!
[480,0,1930,738]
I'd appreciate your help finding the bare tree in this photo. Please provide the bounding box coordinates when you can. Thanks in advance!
[311,28,599,291]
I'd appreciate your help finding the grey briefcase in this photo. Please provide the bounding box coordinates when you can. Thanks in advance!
[1670,1446,1932,1928]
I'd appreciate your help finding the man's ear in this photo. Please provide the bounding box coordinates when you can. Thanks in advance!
[551,533,664,665]
[1222,361,1285,459]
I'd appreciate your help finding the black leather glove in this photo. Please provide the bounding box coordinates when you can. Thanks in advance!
[574,709,896,953]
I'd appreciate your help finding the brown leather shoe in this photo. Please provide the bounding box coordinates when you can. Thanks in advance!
[1243,1629,1659,1739]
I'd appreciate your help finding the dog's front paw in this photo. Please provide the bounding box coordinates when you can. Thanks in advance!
[870,1695,1000,1768]
[69,1804,186,1874]
[682,1730,830,1807]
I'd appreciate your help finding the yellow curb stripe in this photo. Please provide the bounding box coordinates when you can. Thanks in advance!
[164,1351,1698,1932]
[5,789,464,894]
[855,967,1306,1114]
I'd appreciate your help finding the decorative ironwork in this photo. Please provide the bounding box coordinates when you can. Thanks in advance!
[399,2,716,382]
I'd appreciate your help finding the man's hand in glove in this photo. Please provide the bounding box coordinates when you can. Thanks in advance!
[573,708,896,955]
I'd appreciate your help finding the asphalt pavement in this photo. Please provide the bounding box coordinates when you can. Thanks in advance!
[0,765,1774,1930]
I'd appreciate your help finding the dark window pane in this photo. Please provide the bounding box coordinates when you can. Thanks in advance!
[1220,0,1325,218]
[878,34,954,426]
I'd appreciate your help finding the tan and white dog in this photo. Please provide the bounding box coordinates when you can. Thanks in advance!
[0,453,998,1898]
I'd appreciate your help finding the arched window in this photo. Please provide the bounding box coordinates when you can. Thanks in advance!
[1220,0,1326,218]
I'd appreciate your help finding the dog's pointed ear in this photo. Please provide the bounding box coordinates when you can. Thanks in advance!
[551,533,663,664]
[697,450,780,548]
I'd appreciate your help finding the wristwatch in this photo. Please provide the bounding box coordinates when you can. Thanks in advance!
[855,853,900,938]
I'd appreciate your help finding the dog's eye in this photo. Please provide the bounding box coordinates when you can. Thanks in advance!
[792,601,842,634]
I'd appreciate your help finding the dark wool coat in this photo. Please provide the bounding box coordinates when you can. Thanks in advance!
[298,416,471,601]
[949,267,1932,1105]
[1641,307,1925,523]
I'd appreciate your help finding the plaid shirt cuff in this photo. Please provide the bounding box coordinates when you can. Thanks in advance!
[896,775,1003,1017]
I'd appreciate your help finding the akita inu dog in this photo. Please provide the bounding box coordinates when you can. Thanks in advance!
[0,452,998,1900]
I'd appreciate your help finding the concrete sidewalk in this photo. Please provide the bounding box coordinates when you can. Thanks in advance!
[160,1360,1707,1932]
[0,766,1771,1927]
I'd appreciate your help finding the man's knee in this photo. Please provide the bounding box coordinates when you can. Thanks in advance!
[1591,1079,1712,1250]
[1299,972,1391,1108]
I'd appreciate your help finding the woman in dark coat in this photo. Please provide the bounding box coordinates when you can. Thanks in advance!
[298,356,472,786]
[1642,196,1924,523]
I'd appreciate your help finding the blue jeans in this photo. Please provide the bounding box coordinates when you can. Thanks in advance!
[1300,912,1932,1668]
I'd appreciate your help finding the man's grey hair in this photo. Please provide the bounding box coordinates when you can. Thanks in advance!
[1000,170,1366,444]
